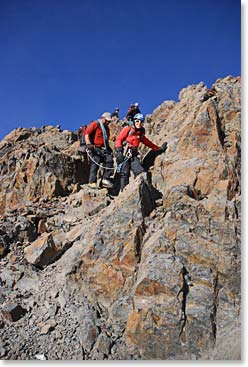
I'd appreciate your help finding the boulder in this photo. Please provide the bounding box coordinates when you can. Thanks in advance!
[2,302,27,322]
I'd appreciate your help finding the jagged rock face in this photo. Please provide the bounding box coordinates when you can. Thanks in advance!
[0,76,241,360]
[121,76,241,359]
[0,125,89,216]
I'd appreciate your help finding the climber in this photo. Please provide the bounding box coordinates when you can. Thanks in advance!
[122,103,141,126]
[115,113,167,191]
[84,112,114,189]
[111,107,120,119]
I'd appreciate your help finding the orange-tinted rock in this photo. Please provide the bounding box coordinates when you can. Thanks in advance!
[0,77,241,360]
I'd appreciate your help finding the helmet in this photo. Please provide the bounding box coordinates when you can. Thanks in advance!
[101,112,112,121]
[134,102,139,107]
[134,113,144,122]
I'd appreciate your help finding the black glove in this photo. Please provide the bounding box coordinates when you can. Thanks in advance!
[115,148,124,165]
[157,142,168,154]
[86,144,95,151]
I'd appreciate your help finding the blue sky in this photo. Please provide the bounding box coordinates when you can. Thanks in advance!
[0,0,241,140]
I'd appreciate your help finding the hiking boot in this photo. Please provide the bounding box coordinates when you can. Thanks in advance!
[102,179,113,188]
[88,182,98,189]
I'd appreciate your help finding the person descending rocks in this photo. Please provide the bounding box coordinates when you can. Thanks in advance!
[123,102,141,126]
[111,107,120,119]
[84,112,114,189]
[115,113,167,191]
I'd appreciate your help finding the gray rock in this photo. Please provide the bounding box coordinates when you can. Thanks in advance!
[2,302,27,322]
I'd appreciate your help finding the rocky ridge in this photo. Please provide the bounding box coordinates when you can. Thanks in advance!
[0,76,241,360]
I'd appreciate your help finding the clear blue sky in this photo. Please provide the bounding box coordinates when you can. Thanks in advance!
[0,0,241,140]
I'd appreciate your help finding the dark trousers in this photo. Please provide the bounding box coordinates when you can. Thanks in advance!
[120,156,145,190]
[89,148,114,183]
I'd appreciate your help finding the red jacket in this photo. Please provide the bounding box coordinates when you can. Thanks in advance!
[115,126,159,151]
[84,120,110,147]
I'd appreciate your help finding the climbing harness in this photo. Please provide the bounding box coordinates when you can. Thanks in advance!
[85,125,139,173]
[116,157,129,173]
[86,148,115,171]
[86,145,133,174]
[116,146,133,173]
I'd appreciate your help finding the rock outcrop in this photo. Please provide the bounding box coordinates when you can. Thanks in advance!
[0,76,241,360]
[0,125,89,217]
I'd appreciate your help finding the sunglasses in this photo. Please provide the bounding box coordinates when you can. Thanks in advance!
[134,119,142,122]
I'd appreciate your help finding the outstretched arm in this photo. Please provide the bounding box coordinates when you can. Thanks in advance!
[141,136,159,151]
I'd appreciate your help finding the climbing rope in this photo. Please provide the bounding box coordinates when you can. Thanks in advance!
[86,149,132,174]
[86,149,115,170]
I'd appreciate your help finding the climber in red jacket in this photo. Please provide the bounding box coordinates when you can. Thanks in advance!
[115,113,167,191]
[84,112,114,189]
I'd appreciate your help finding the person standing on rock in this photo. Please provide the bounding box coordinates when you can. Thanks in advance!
[115,113,167,191]
[111,107,120,119]
[122,102,141,126]
[84,112,114,189]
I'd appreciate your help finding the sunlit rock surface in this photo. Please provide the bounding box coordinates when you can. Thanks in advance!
[0,76,241,360]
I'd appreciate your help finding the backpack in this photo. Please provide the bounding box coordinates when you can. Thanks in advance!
[78,120,109,154]
[78,125,89,154]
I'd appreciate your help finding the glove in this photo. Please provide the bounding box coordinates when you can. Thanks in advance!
[86,144,95,151]
[157,142,168,154]
[115,148,124,165]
